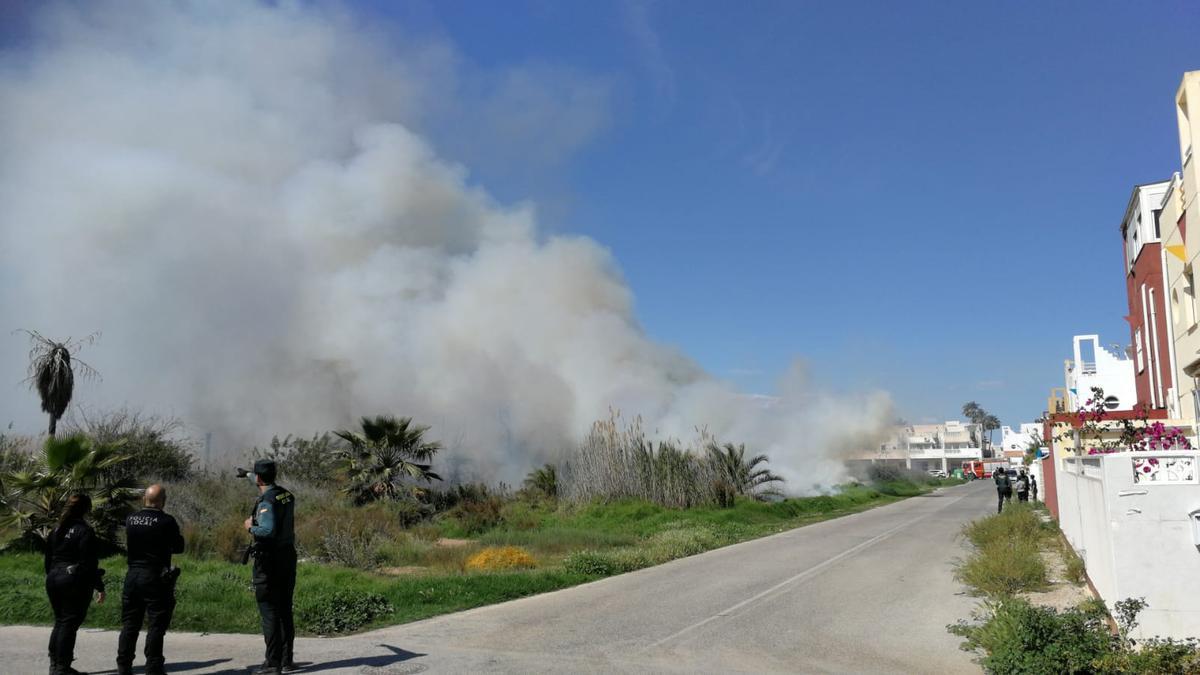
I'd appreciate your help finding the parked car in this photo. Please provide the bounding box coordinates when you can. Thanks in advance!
[927,469,948,478]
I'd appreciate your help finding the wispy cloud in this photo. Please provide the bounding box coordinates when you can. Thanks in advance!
[742,112,791,176]
[623,0,675,113]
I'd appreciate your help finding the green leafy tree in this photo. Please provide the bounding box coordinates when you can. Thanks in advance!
[68,409,195,482]
[19,330,99,437]
[254,432,344,487]
[334,416,443,505]
[706,442,784,507]
[1,434,138,550]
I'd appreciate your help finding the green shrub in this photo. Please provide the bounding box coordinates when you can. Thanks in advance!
[1,434,139,552]
[318,527,385,569]
[646,527,720,561]
[866,463,906,483]
[499,501,543,531]
[448,484,506,535]
[562,549,649,576]
[951,597,1200,674]
[956,538,1047,596]
[950,598,1114,674]
[252,433,344,488]
[962,504,1047,550]
[68,409,196,482]
[293,501,409,569]
[1099,637,1200,673]
[296,590,393,634]
[1063,547,1087,585]
[164,475,250,559]
[874,479,926,497]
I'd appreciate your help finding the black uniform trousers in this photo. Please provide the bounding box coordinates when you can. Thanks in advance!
[117,567,176,673]
[45,568,93,670]
[253,547,297,667]
[997,488,1012,513]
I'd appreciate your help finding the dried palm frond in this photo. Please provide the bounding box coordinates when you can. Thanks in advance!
[17,330,100,436]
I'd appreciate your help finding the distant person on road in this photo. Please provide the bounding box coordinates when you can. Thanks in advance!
[1030,474,1039,502]
[244,459,297,675]
[1015,470,1030,503]
[44,493,106,675]
[993,467,1013,513]
[117,484,185,675]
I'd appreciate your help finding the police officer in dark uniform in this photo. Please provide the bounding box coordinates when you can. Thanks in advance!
[45,493,106,675]
[116,484,184,675]
[243,459,297,674]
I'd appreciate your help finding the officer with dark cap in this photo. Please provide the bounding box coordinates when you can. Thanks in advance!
[242,459,297,674]
[117,484,184,675]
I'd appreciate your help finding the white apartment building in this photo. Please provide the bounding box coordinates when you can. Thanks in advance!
[847,420,983,475]
[998,423,1042,455]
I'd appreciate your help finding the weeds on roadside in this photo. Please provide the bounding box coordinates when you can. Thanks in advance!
[955,538,1048,596]
[950,597,1200,674]
[955,504,1052,597]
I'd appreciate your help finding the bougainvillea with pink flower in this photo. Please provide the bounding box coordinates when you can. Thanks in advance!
[1062,387,1193,455]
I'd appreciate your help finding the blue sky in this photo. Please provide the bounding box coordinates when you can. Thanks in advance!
[2,0,1196,432]
[352,0,1200,428]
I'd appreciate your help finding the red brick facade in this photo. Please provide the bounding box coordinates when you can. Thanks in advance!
[1124,242,1173,410]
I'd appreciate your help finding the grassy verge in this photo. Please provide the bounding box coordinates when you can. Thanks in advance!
[955,503,1056,596]
[947,503,1200,673]
[1,478,961,635]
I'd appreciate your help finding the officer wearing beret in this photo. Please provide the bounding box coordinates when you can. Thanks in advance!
[243,459,297,674]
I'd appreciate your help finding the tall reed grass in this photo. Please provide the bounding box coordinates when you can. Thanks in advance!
[559,414,724,508]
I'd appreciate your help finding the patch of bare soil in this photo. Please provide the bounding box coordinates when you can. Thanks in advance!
[1022,520,1095,611]
[378,566,427,576]
[435,537,473,548]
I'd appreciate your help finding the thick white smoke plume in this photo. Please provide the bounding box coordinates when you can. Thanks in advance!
[0,2,892,488]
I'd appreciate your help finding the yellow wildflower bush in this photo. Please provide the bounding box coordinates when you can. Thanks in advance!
[464,546,537,572]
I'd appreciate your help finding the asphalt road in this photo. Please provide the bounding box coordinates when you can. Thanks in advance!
[0,482,993,674]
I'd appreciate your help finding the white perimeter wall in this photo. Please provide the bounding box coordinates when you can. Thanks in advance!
[1058,452,1200,640]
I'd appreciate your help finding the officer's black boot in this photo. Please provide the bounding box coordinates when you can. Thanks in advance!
[254,663,281,675]
[115,659,133,675]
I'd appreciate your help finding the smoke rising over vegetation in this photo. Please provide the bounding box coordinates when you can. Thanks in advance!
[0,1,891,488]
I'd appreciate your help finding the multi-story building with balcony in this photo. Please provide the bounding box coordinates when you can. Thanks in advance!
[998,423,1042,459]
[1121,180,1173,412]
[1055,334,1137,413]
[844,420,982,476]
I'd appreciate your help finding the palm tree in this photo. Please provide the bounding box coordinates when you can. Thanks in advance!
[962,401,993,456]
[19,330,99,437]
[1,434,137,549]
[522,463,557,499]
[707,442,784,506]
[983,414,1001,453]
[334,415,443,505]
